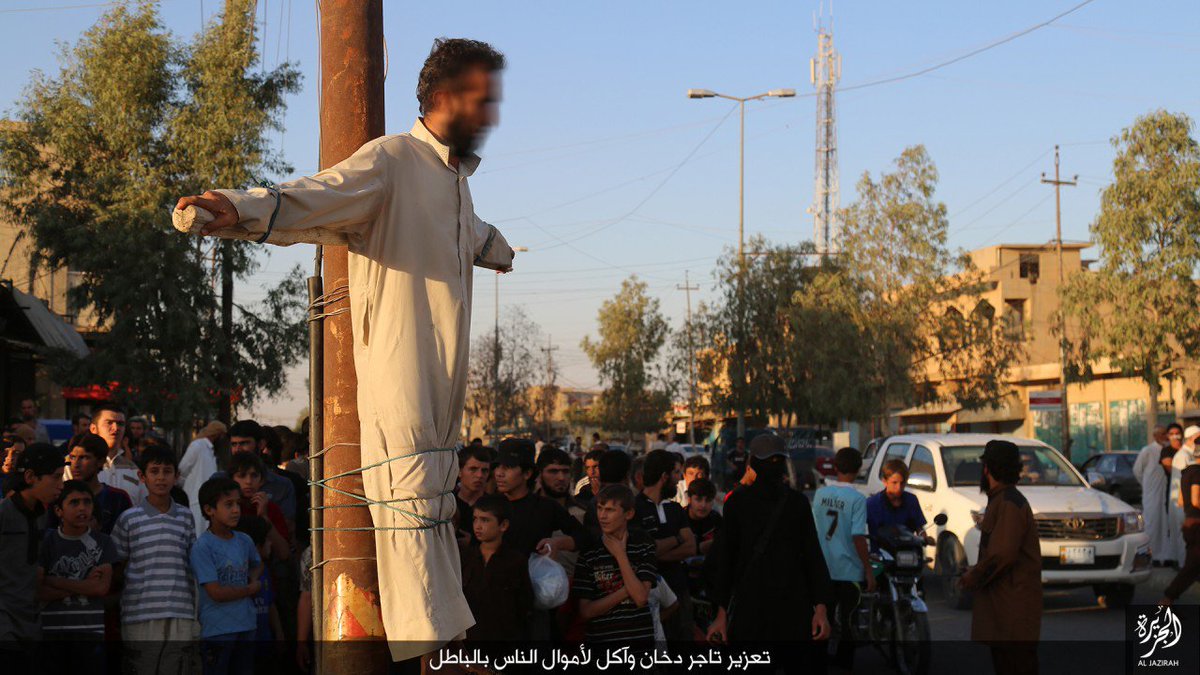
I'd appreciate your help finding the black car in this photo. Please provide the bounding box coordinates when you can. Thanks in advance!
[1079,451,1141,506]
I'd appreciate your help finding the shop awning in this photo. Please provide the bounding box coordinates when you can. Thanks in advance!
[3,284,89,358]
[892,401,961,418]
[957,394,1025,424]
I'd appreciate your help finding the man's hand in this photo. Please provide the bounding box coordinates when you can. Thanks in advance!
[535,538,556,557]
[175,191,240,235]
[603,530,628,559]
[247,579,263,597]
[812,604,831,641]
[864,573,876,594]
[706,608,728,644]
[252,491,270,517]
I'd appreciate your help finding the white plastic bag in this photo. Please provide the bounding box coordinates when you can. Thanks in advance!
[528,552,569,610]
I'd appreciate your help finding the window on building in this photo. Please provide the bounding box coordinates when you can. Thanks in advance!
[1004,299,1025,341]
[1070,402,1103,465]
[971,300,995,332]
[1109,399,1148,452]
[1019,253,1040,282]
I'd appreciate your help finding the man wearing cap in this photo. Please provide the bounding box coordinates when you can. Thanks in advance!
[959,440,1041,675]
[1168,425,1200,565]
[706,434,832,665]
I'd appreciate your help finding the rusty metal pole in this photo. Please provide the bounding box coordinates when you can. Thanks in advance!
[317,1,389,673]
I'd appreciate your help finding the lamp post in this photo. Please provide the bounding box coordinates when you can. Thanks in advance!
[687,88,795,439]
[493,246,528,443]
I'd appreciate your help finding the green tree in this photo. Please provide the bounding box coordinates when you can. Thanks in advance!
[1060,110,1200,442]
[467,306,543,439]
[581,276,672,438]
[0,1,305,435]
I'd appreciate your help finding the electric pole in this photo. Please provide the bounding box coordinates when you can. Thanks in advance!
[317,1,388,672]
[540,336,559,441]
[1041,145,1077,460]
[677,271,699,446]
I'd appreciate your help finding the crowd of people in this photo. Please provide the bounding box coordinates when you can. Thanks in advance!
[1134,423,1200,606]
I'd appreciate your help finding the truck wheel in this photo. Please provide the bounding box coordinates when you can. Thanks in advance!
[1094,583,1135,609]
[937,537,973,611]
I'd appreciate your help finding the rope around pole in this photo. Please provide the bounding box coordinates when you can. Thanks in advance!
[307,443,458,530]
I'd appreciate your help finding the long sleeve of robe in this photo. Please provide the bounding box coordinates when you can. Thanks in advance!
[205,120,514,661]
[1139,445,1180,563]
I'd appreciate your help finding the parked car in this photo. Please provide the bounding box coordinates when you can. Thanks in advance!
[1079,452,1141,507]
[786,444,834,491]
[854,434,1151,610]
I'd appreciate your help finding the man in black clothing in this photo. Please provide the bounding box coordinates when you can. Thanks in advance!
[726,437,749,488]
[493,438,586,557]
[638,449,695,641]
[454,445,494,543]
[707,434,832,668]
[460,494,533,642]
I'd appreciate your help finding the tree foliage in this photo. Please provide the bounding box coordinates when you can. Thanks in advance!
[0,1,305,430]
[467,306,545,438]
[581,277,672,435]
[1060,110,1200,435]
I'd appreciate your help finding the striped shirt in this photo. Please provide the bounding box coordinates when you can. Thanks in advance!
[111,500,197,624]
[572,529,657,643]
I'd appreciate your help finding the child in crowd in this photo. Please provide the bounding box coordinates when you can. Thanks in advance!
[686,478,723,557]
[235,515,282,674]
[228,451,291,555]
[39,480,118,672]
[296,545,313,673]
[460,494,533,642]
[191,476,263,675]
[0,443,65,670]
[813,448,874,671]
[573,484,657,646]
[56,433,132,534]
[112,445,197,675]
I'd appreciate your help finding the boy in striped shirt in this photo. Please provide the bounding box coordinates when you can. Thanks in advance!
[572,484,657,646]
[112,445,198,675]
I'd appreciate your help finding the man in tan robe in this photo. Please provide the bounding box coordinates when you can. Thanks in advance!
[175,39,513,661]
[960,439,1042,675]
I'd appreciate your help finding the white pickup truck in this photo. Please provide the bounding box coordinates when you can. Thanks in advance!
[854,433,1152,609]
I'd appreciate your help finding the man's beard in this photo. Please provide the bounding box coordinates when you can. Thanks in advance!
[662,479,678,501]
[979,467,990,494]
[446,116,481,158]
[542,483,568,499]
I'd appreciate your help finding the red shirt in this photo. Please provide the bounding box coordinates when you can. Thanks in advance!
[240,496,289,541]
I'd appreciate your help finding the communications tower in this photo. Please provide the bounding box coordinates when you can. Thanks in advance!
[810,12,841,256]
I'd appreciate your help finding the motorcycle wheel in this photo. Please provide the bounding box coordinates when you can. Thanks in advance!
[893,604,932,675]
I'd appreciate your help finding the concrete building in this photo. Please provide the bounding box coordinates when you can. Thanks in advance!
[895,242,1189,464]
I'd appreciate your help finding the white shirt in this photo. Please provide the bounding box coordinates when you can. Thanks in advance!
[214,120,513,659]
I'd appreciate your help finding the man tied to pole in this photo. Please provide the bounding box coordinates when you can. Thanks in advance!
[174,38,514,661]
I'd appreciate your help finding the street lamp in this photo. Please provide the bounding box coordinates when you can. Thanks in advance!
[688,87,794,439]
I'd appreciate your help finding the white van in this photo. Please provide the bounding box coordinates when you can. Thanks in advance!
[854,433,1152,609]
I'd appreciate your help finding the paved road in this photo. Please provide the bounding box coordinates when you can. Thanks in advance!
[848,567,1199,674]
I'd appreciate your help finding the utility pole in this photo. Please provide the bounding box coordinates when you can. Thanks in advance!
[317,1,388,672]
[677,271,699,446]
[540,336,559,441]
[494,275,501,443]
[1041,145,1077,460]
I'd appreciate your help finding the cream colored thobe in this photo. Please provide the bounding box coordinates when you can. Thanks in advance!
[212,120,514,661]
[1135,441,1178,563]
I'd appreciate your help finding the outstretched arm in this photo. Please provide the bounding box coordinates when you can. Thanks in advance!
[174,138,393,246]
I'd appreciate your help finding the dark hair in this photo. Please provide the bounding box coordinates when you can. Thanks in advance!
[596,483,635,512]
[11,442,63,490]
[229,419,264,443]
[598,449,631,485]
[199,477,241,520]
[55,479,92,508]
[72,413,92,426]
[472,493,512,525]
[262,427,283,465]
[686,477,716,500]
[137,445,178,473]
[834,447,863,475]
[228,450,266,478]
[458,445,493,468]
[536,447,571,473]
[982,441,1023,485]
[642,450,675,488]
[669,451,685,467]
[91,403,126,419]
[881,458,910,481]
[1168,422,1184,434]
[683,455,710,474]
[416,38,505,114]
[69,433,110,461]
[235,514,270,545]
[584,448,606,464]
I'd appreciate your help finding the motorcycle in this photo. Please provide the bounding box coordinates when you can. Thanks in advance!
[835,514,945,675]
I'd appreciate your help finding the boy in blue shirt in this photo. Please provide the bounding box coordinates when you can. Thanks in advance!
[866,459,928,551]
[191,476,263,675]
[813,448,874,670]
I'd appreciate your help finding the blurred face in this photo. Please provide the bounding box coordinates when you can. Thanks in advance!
[129,420,146,439]
[27,467,65,506]
[230,435,258,455]
[459,457,490,494]
[540,462,571,498]
[596,499,633,536]
[883,472,907,501]
[90,410,125,451]
[684,465,706,486]
[584,459,601,485]
[1168,428,1183,449]
[431,66,500,158]
[736,439,746,452]
[233,469,264,498]
[493,464,529,497]
[472,509,506,544]
[73,416,91,435]
[140,462,177,497]
[205,489,242,529]
[688,495,714,520]
[56,490,94,532]
[67,446,101,482]
[20,399,37,420]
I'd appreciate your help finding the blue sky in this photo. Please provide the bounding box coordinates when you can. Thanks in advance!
[2,0,1197,425]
